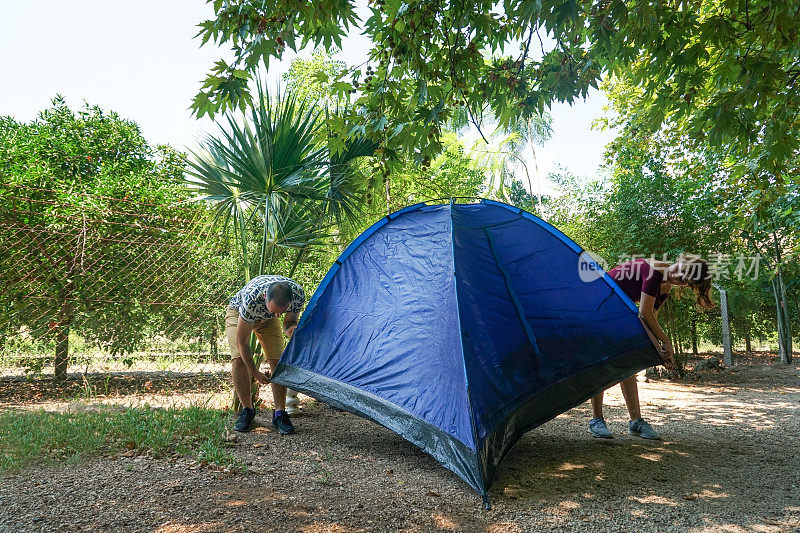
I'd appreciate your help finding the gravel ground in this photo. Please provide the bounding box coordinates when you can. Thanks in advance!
[1,354,799,532]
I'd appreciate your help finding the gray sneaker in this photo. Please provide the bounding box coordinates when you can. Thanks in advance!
[628,418,660,440]
[589,417,613,439]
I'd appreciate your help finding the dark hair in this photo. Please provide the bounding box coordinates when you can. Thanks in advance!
[266,282,292,308]
[680,255,713,309]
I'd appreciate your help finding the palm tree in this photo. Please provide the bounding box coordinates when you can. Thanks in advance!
[185,83,327,281]
[505,114,553,214]
[448,105,552,211]
[184,81,376,406]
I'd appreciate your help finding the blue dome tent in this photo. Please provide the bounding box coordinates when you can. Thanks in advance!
[271,199,662,504]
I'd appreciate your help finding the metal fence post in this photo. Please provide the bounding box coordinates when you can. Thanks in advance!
[719,287,733,366]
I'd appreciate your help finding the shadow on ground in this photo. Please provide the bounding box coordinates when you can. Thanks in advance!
[0,371,229,408]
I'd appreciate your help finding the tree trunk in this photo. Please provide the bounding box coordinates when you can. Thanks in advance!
[662,299,684,374]
[691,315,698,356]
[259,200,272,276]
[772,277,789,364]
[744,330,752,353]
[53,293,74,381]
[771,231,791,364]
[54,323,69,381]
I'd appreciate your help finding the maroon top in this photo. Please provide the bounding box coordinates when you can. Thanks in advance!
[608,259,670,311]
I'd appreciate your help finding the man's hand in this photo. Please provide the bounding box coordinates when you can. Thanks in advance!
[252,369,270,385]
[283,312,299,338]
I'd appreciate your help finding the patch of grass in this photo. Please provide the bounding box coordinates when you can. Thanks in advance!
[318,466,334,485]
[0,405,240,472]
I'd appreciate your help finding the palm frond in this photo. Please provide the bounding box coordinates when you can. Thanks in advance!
[185,80,379,275]
[260,197,334,249]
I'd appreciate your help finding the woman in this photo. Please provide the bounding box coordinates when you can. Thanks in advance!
[589,255,713,440]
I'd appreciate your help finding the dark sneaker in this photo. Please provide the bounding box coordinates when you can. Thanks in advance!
[589,417,613,439]
[272,410,295,435]
[234,407,255,432]
[628,418,661,440]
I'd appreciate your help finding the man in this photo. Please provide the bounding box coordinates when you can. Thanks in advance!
[226,275,305,434]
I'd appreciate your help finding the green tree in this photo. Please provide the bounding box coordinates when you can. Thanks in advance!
[192,0,800,182]
[371,132,488,211]
[0,98,208,379]
[283,50,348,108]
[734,181,799,363]
[600,72,799,363]
[280,52,521,220]
[724,277,781,353]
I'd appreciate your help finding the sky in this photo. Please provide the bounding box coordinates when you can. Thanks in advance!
[0,1,616,194]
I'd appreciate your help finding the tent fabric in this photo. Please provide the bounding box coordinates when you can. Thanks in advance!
[271,200,662,498]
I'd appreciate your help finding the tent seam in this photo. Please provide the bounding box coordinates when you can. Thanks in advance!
[449,201,486,494]
[483,226,541,357]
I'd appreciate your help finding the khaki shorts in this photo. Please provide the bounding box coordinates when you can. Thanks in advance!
[225,307,285,361]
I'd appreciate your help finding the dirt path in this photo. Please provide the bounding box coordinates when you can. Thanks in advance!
[2,356,799,532]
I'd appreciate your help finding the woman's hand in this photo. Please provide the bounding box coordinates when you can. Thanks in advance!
[659,342,677,373]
